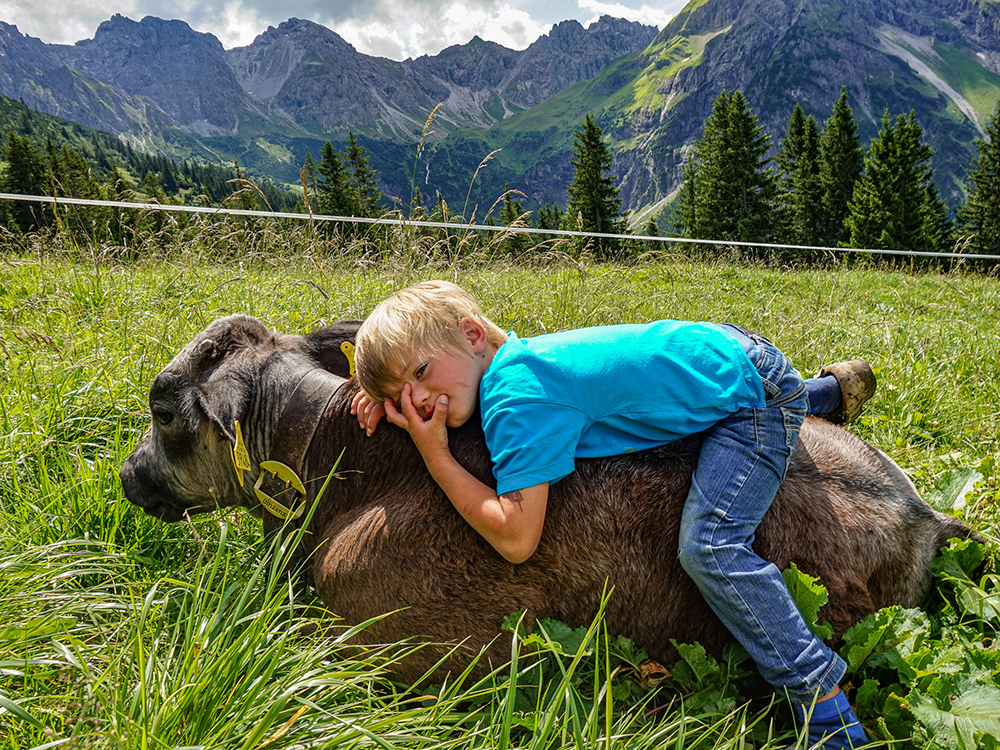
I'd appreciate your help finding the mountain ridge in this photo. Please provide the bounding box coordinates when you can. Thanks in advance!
[0,1,997,218]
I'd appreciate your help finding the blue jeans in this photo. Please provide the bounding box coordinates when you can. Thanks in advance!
[677,324,846,703]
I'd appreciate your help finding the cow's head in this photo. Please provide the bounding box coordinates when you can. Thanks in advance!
[119,315,278,521]
[120,314,363,522]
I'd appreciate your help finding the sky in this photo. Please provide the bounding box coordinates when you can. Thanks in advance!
[0,0,688,61]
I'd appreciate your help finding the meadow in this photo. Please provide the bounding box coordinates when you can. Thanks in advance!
[2,228,999,748]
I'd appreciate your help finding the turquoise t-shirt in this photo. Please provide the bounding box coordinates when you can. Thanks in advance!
[479,321,766,495]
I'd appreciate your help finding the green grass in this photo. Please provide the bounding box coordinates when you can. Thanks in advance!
[930,41,1000,124]
[2,233,1000,747]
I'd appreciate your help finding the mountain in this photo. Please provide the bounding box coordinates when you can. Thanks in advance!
[0,14,656,206]
[0,1,997,218]
[0,15,656,143]
[595,0,1000,213]
[458,0,1000,218]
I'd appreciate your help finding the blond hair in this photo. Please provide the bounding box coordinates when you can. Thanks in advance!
[355,280,507,401]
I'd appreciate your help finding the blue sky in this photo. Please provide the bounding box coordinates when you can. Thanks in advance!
[2,0,686,60]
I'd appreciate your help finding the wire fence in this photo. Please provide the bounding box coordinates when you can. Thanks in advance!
[2,191,997,263]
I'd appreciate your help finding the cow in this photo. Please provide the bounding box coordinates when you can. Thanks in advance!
[119,314,975,684]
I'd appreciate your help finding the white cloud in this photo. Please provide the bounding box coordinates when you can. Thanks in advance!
[0,0,680,58]
[191,1,268,48]
[0,0,136,44]
[334,0,550,60]
[577,0,675,28]
[332,17,409,60]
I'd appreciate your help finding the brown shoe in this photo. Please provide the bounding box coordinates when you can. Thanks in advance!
[815,359,877,425]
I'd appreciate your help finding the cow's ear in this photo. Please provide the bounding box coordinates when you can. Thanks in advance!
[190,315,272,379]
[304,319,363,378]
[196,375,250,445]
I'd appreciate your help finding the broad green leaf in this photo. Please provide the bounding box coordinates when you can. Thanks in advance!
[609,633,647,667]
[933,538,987,583]
[854,678,883,717]
[670,640,722,687]
[782,562,834,640]
[841,606,930,675]
[927,468,983,511]
[910,679,1000,749]
[501,611,526,637]
[956,576,1000,623]
[535,618,591,656]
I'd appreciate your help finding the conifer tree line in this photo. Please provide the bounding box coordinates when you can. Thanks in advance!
[0,129,300,239]
[673,87,1000,258]
[300,132,384,221]
[3,89,1000,261]
[0,97,306,237]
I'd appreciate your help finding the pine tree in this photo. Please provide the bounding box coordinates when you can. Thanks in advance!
[50,144,105,239]
[344,131,382,218]
[774,104,822,247]
[1,132,49,232]
[788,116,823,247]
[958,103,1000,255]
[432,191,448,222]
[643,216,660,253]
[229,162,261,212]
[846,110,942,254]
[315,141,354,218]
[410,185,425,219]
[536,203,563,232]
[672,160,698,239]
[776,104,808,188]
[818,87,864,246]
[677,90,777,246]
[564,114,623,257]
[106,167,135,246]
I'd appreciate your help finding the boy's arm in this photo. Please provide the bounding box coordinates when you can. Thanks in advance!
[386,385,548,564]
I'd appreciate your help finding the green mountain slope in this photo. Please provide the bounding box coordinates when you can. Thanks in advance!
[0,94,298,209]
[406,0,1000,219]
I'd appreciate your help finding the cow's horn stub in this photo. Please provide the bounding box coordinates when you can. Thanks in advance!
[199,338,216,357]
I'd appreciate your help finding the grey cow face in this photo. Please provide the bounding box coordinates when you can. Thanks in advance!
[120,316,270,522]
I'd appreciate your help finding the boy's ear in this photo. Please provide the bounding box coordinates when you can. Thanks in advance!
[460,317,488,353]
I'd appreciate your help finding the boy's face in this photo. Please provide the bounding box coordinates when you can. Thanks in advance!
[384,318,495,429]
[388,344,482,428]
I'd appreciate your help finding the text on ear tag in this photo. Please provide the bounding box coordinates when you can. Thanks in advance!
[341,341,356,377]
[231,420,252,486]
[254,460,307,520]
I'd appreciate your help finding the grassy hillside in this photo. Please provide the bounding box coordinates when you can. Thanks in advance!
[0,93,300,209]
[2,236,999,746]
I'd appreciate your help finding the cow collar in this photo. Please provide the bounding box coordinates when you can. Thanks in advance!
[252,368,344,520]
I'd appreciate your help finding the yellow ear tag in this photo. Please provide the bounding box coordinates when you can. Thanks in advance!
[230,420,252,487]
[341,341,356,377]
[253,460,307,520]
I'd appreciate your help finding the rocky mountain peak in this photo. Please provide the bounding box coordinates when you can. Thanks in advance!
[227,18,360,101]
[68,15,253,135]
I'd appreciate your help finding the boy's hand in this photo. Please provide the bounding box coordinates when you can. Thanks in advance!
[351,390,387,436]
[384,382,450,458]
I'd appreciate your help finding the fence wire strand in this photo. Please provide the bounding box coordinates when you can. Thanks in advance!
[1,192,996,262]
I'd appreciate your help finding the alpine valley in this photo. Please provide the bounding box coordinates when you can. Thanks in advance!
[0,0,998,221]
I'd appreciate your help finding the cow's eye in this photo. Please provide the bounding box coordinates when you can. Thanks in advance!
[152,407,174,427]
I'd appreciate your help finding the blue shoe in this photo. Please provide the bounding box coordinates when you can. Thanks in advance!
[793,690,870,749]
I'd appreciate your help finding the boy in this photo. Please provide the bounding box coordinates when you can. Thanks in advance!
[352,280,874,749]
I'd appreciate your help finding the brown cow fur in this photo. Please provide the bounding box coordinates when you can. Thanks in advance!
[120,315,974,683]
